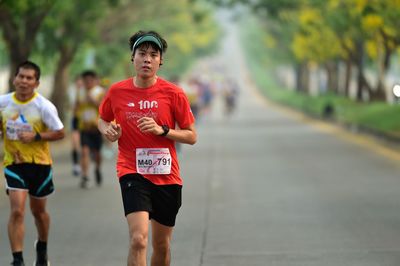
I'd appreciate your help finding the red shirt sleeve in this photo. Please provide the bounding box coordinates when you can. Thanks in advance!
[99,89,114,122]
[174,91,195,129]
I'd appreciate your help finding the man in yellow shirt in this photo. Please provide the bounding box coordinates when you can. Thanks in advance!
[0,61,65,266]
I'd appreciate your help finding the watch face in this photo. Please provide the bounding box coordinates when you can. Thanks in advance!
[162,125,169,136]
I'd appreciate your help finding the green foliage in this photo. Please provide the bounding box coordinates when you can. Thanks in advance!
[334,102,400,133]
[1,0,220,82]
[0,0,55,17]
[241,13,400,136]
[92,0,221,80]
[228,0,400,67]
[34,0,115,64]
[0,35,7,66]
[44,0,218,79]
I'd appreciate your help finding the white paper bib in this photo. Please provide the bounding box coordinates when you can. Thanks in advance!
[6,119,33,140]
[136,148,172,175]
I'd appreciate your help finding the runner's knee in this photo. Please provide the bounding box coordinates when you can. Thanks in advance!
[10,208,25,222]
[31,208,47,220]
[130,233,147,251]
[152,238,170,255]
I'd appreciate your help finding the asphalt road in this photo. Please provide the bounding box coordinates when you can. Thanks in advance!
[2,10,400,266]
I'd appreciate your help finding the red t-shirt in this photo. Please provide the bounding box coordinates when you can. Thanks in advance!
[99,77,195,185]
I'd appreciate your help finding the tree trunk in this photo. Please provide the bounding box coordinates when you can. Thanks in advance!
[372,65,387,101]
[344,59,352,97]
[295,63,302,92]
[0,3,53,91]
[325,60,339,94]
[295,62,309,93]
[371,44,391,101]
[7,50,29,91]
[51,45,76,122]
[4,33,32,91]
[301,62,310,94]
[355,40,372,101]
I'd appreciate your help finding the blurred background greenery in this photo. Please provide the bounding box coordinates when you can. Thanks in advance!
[1,0,400,136]
[0,0,221,120]
[233,0,400,137]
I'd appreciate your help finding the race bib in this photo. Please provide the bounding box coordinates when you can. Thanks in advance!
[6,119,33,140]
[136,148,172,175]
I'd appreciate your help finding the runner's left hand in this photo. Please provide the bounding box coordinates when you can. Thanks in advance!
[18,131,36,143]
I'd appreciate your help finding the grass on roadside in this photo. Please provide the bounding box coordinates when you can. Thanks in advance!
[240,16,400,138]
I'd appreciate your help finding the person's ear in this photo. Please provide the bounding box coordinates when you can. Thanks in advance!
[159,58,163,66]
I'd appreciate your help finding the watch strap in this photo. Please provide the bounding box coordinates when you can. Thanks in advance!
[160,125,169,137]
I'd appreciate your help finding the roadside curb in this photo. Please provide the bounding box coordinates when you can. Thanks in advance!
[341,122,400,144]
[296,104,400,146]
[267,100,400,161]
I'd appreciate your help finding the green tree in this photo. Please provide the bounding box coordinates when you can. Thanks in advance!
[95,0,220,79]
[1,0,219,118]
[219,0,400,101]
[0,0,55,90]
[36,0,118,120]
[360,0,400,100]
[38,0,219,119]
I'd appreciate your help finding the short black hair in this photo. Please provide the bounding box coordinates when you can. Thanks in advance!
[16,61,41,81]
[81,70,98,78]
[129,30,168,56]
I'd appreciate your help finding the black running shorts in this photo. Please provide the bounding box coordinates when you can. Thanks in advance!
[80,131,103,151]
[71,116,79,130]
[119,173,182,227]
[4,163,54,198]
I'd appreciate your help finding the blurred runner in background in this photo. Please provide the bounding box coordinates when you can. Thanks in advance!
[76,70,105,188]
[186,78,200,119]
[70,76,84,177]
[223,77,239,116]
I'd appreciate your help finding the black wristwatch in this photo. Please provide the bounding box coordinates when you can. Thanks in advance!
[34,132,42,141]
[160,125,170,137]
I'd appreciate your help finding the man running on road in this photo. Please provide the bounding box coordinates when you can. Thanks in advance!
[98,30,197,266]
[0,61,65,266]
[76,70,105,188]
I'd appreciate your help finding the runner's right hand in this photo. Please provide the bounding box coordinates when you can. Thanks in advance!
[104,122,122,142]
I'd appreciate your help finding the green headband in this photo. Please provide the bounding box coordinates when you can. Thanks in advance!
[132,35,163,52]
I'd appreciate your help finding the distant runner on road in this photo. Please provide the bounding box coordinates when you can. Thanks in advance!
[76,70,105,188]
[70,76,84,177]
[98,30,197,266]
[0,61,65,266]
